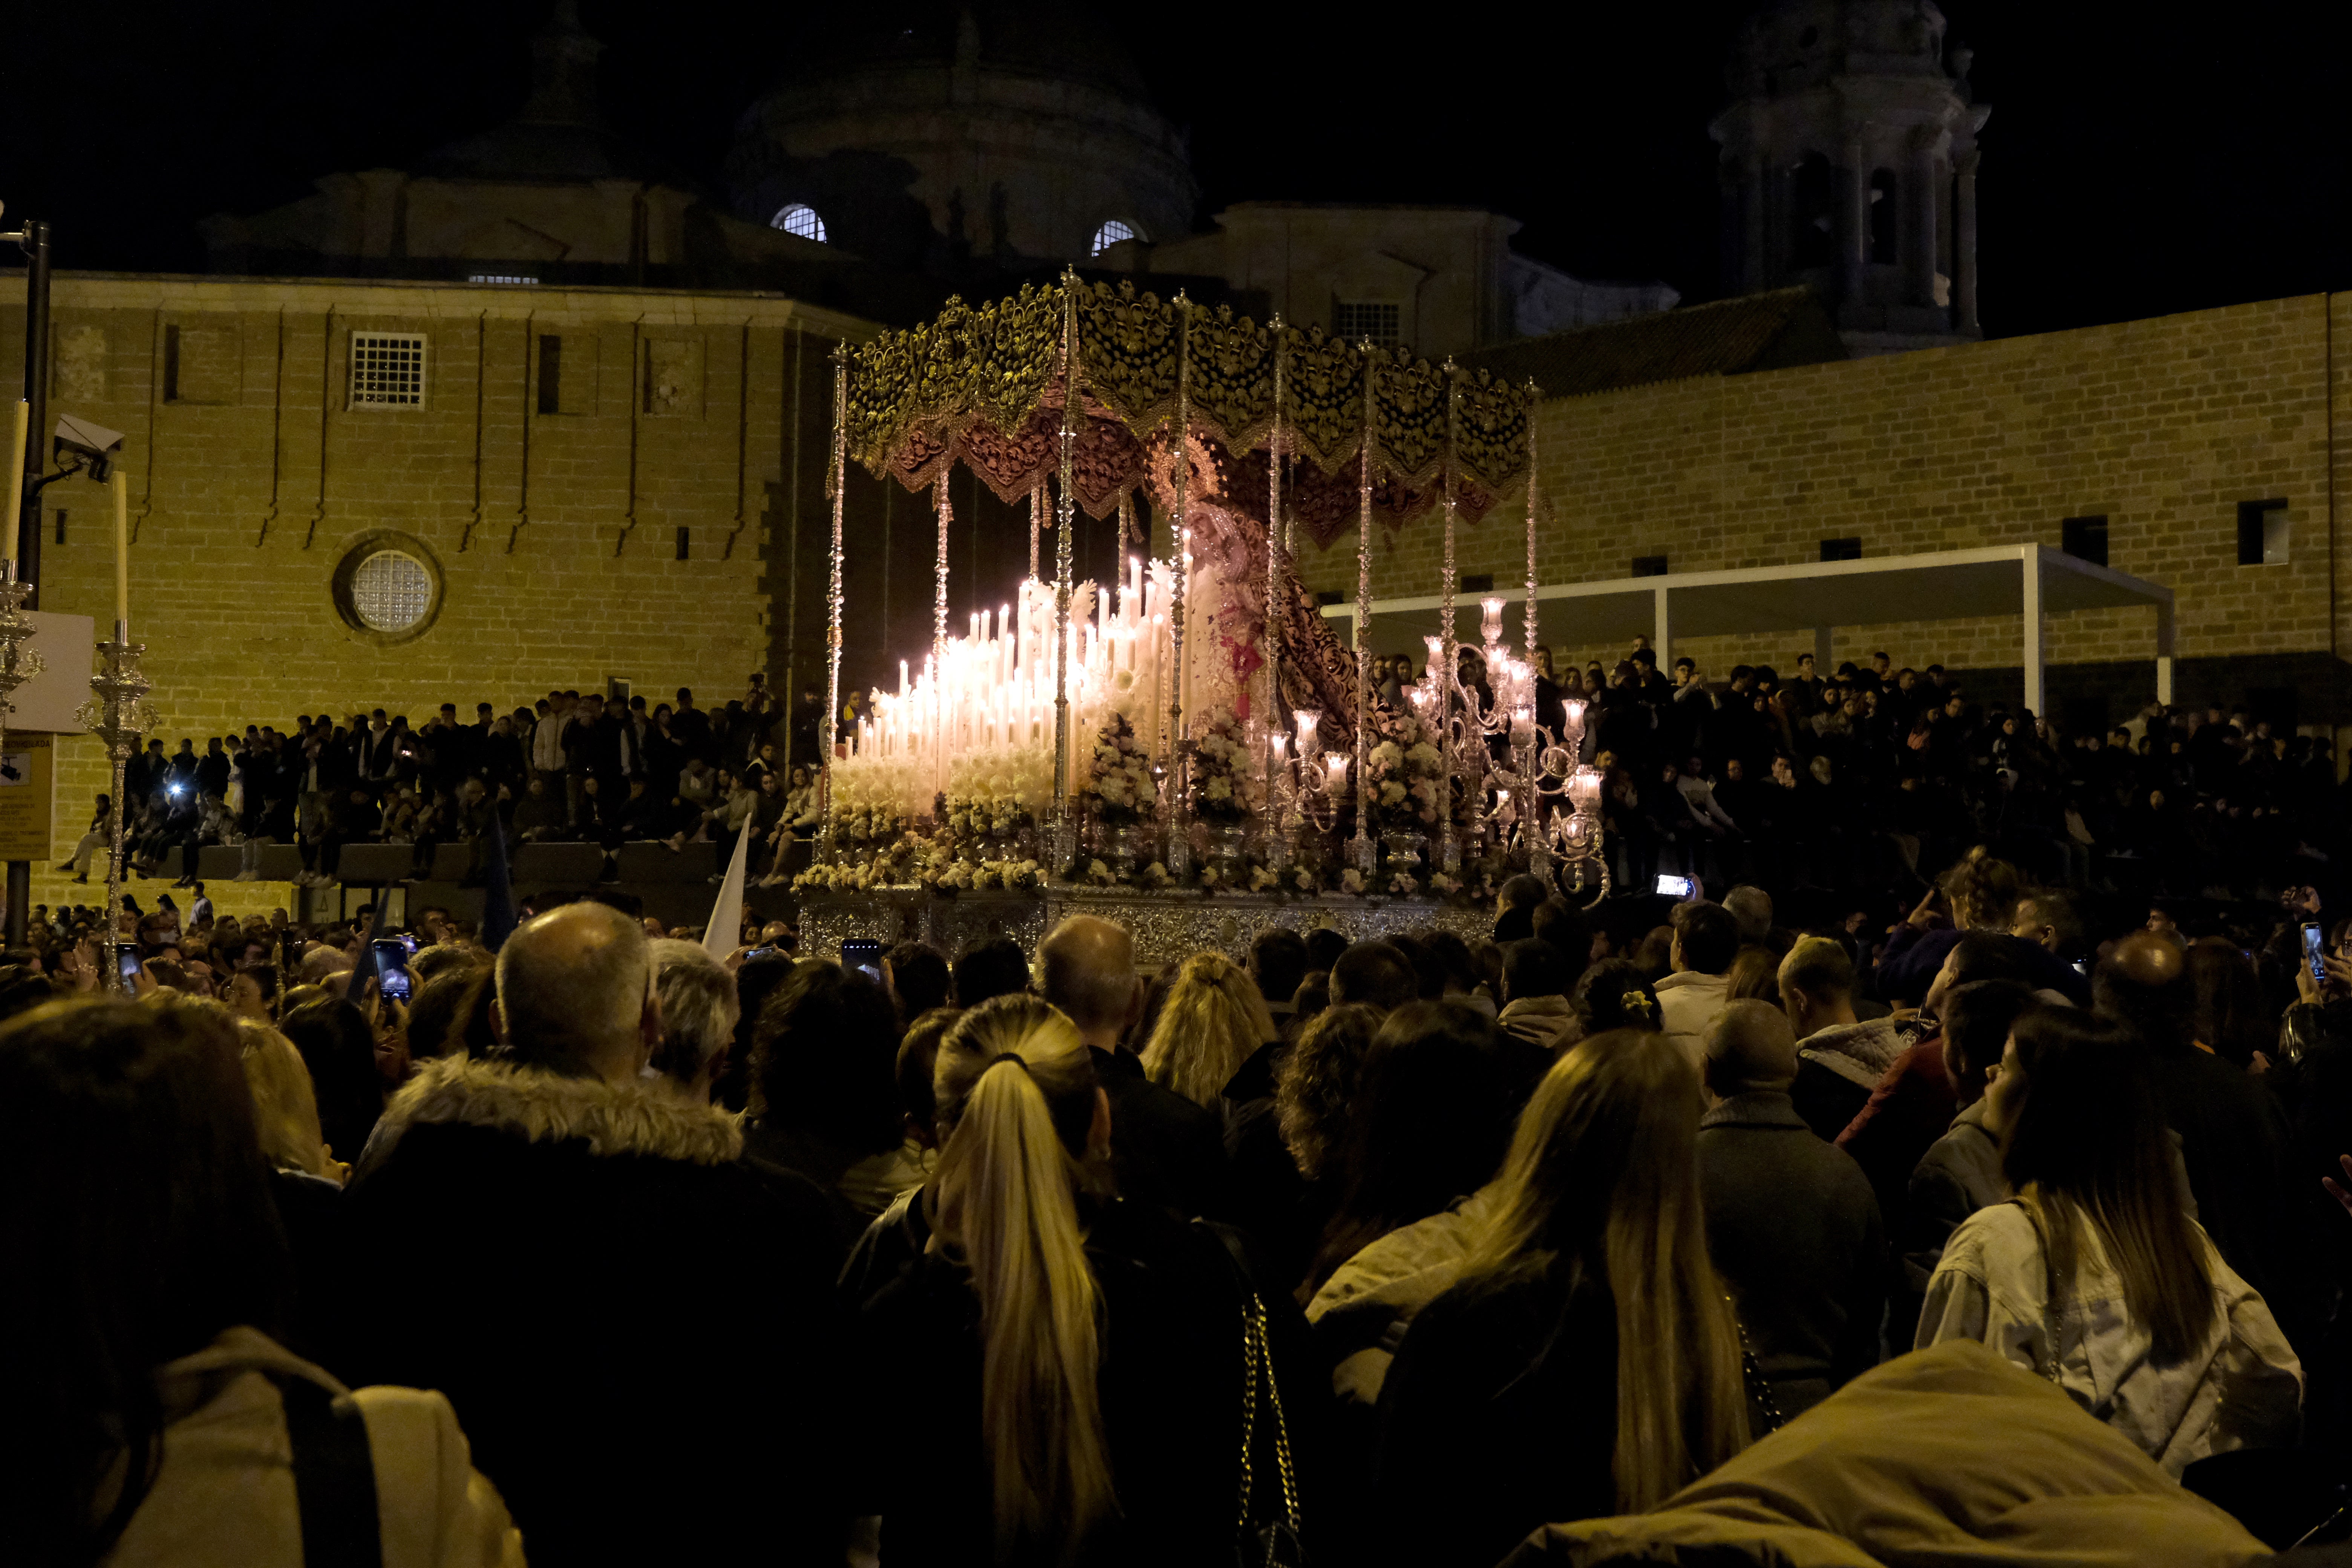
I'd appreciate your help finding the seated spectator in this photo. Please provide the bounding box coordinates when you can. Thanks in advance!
[1372,1029,1750,1568]
[1496,937,1578,1054]
[341,903,850,1564]
[1917,1006,2301,1475]
[1654,901,1740,1068]
[1696,1001,1886,1418]
[0,998,521,1568]
[854,994,1312,1566]
[1038,916,1225,1223]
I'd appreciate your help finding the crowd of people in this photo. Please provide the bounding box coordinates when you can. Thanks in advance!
[13,811,2352,1566]
[1440,642,2340,908]
[73,681,828,889]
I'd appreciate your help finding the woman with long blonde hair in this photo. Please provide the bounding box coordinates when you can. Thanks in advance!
[1139,951,1276,1110]
[1372,1029,1750,1567]
[862,992,1277,1565]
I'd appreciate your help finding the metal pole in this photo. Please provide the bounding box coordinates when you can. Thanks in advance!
[8,219,50,947]
[820,344,847,863]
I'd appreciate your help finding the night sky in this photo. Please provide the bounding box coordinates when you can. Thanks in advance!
[3,2,2346,341]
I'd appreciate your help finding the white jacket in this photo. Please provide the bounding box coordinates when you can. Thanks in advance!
[104,1325,522,1568]
[1652,969,1730,1072]
[1917,1199,2301,1475]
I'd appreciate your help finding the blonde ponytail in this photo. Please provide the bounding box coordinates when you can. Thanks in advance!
[932,995,1117,1562]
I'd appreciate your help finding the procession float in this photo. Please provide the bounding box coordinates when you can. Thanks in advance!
[793,273,1610,965]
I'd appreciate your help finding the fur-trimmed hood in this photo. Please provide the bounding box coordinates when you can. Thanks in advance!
[366,1054,743,1171]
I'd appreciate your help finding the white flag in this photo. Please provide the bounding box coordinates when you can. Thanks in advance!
[703,827,751,962]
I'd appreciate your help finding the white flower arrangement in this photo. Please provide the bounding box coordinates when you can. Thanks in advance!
[1083,713,1158,825]
[1192,710,1252,822]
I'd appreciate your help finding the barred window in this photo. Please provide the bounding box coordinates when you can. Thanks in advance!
[1090,219,1140,255]
[1334,301,1400,349]
[771,203,827,242]
[349,550,435,632]
[349,332,427,409]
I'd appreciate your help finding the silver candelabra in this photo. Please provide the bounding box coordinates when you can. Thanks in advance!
[75,622,153,988]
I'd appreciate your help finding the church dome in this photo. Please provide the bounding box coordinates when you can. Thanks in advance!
[727,4,1195,271]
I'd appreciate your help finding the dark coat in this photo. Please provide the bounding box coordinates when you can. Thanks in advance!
[338,1055,852,1568]
[856,1201,1309,1568]
[1222,1042,1323,1292]
[1091,1044,1228,1220]
[1694,1090,1886,1416]
[1372,1259,1617,1568]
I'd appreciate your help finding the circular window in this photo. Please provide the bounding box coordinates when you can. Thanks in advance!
[351,550,433,632]
[330,531,445,644]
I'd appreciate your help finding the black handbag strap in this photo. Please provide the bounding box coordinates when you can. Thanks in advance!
[276,1376,384,1568]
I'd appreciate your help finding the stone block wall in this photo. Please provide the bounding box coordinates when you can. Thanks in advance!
[1298,292,2344,696]
[0,273,874,891]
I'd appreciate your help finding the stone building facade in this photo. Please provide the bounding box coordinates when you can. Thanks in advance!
[0,271,870,902]
[1101,204,1678,364]
[1297,290,2352,732]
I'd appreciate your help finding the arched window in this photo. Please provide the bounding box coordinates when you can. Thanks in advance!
[1789,153,1835,270]
[1090,219,1141,256]
[771,203,827,243]
[1869,170,1898,263]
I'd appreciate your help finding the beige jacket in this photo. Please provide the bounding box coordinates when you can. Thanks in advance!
[1306,1186,1499,1407]
[1652,969,1729,1070]
[1917,1200,2301,1476]
[104,1326,523,1568]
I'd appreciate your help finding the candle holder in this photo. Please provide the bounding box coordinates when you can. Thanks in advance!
[0,559,46,775]
[76,622,154,990]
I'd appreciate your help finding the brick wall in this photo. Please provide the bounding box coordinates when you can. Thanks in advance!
[0,273,874,895]
[1299,291,2343,691]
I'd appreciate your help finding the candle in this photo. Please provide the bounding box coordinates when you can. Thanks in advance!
[1294,709,1319,758]
[1324,752,1350,792]
[1481,596,1505,645]
[112,469,130,629]
[2,398,24,570]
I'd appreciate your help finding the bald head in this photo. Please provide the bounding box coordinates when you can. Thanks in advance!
[1038,915,1139,1042]
[495,902,659,1081]
[1703,999,1798,1099]
[2093,929,2194,1055]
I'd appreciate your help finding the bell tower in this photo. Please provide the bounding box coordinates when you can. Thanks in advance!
[1711,2,1988,354]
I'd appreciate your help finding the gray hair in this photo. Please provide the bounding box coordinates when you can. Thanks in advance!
[648,938,740,1087]
[1038,915,1137,1033]
[495,902,652,1072]
[1721,885,1774,947]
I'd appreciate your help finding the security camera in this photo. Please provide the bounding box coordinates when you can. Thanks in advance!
[52,413,125,482]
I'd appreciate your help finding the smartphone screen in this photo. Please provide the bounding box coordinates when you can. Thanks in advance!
[115,943,142,984]
[1655,874,1694,899]
[373,938,413,1004]
[2305,922,2327,987]
[841,937,883,985]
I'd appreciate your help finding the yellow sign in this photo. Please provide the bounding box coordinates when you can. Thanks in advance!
[0,733,57,862]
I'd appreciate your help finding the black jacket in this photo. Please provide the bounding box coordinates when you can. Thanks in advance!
[338,1056,852,1567]
[1373,1259,1617,1568]
[1694,1090,1886,1416]
[1091,1044,1228,1220]
[856,1200,1314,1567]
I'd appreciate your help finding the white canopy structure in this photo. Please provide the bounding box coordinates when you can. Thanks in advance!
[1322,544,2178,713]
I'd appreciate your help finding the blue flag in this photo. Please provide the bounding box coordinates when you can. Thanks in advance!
[481,808,518,952]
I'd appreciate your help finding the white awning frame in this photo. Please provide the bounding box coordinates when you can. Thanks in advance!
[1320,544,2177,712]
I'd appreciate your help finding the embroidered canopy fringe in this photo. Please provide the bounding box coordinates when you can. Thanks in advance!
[845,278,1537,546]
